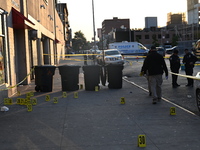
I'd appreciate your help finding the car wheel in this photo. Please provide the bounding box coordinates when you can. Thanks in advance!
[196,89,200,111]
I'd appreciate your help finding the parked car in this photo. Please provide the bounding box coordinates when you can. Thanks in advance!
[96,49,124,65]
[196,72,200,111]
[156,47,165,57]
[165,46,185,55]
[165,46,177,54]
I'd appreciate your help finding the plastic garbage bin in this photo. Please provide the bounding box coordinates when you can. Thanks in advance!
[58,65,80,91]
[181,63,185,70]
[34,65,56,92]
[82,65,101,91]
[106,64,124,89]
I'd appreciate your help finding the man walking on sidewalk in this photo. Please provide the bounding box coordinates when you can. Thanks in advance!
[141,46,168,104]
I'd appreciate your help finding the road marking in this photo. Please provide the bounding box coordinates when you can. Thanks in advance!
[123,77,197,116]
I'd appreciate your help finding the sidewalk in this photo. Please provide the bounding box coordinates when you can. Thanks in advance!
[0,65,200,150]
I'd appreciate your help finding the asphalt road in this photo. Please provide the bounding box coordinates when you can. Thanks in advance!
[64,55,200,116]
[123,56,200,116]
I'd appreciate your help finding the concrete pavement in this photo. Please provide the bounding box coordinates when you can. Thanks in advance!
[0,63,200,150]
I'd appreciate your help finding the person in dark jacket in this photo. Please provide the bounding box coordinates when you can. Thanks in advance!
[182,49,198,87]
[169,49,181,88]
[141,46,168,104]
[141,50,152,96]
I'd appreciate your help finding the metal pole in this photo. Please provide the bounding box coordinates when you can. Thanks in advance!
[92,0,96,51]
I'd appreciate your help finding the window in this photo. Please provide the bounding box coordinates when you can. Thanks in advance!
[0,9,6,84]
[145,35,149,39]
[165,34,170,38]
[0,37,5,84]
[136,35,142,39]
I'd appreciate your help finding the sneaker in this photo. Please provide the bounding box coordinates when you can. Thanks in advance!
[157,98,161,102]
[152,99,157,104]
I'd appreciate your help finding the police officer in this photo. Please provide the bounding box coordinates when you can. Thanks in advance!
[183,49,198,87]
[169,49,181,88]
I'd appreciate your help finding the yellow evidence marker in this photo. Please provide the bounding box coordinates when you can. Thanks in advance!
[18,98,25,105]
[95,86,99,92]
[170,107,176,115]
[53,97,58,104]
[4,98,13,105]
[27,104,33,112]
[74,92,78,98]
[45,95,50,101]
[31,98,37,105]
[120,97,125,104]
[62,92,67,98]
[26,92,32,99]
[138,134,146,147]
[17,98,21,105]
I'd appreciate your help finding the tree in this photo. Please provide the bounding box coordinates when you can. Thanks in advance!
[171,35,178,46]
[72,31,90,51]
[152,34,159,47]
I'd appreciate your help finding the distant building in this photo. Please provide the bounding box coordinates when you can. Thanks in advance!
[145,17,157,28]
[187,0,200,25]
[102,17,130,35]
[167,12,187,28]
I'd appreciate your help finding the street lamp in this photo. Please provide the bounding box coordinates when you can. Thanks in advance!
[92,0,96,51]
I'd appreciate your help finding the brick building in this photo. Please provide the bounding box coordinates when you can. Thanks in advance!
[102,17,130,35]
[0,0,69,98]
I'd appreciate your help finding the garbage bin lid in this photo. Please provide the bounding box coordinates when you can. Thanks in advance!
[58,65,80,68]
[35,65,56,68]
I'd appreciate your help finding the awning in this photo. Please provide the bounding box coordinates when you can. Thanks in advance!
[12,7,34,29]
[55,38,64,45]
[55,38,61,44]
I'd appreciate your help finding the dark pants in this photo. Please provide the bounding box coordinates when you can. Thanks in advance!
[185,67,193,85]
[172,74,178,86]
[171,69,179,86]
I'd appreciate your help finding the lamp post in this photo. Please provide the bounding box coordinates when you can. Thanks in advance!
[92,0,96,51]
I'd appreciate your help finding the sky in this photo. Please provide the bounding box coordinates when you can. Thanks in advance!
[59,0,187,42]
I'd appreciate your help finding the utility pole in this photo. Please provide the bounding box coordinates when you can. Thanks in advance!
[92,0,96,51]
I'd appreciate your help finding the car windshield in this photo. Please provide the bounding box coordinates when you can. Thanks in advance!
[105,50,119,55]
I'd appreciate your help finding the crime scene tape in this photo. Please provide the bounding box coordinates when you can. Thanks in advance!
[169,71,200,80]
[0,67,35,91]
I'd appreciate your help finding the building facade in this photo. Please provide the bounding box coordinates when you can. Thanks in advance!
[187,0,200,25]
[0,0,68,98]
[145,17,157,29]
[102,17,130,35]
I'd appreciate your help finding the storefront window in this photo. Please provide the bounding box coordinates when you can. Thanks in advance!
[0,9,5,84]
[0,36,5,84]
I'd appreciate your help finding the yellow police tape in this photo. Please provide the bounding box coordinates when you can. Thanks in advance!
[169,71,200,80]
[0,67,35,91]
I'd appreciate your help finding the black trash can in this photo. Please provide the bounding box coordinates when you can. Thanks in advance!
[34,65,56,92]
[106,64,124,89]
[58,65,80,91]
[82,65,101,91]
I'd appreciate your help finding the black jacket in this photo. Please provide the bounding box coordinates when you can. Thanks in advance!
[141,51,168,76]
[169,54,180,72]
[183,52,198,69]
